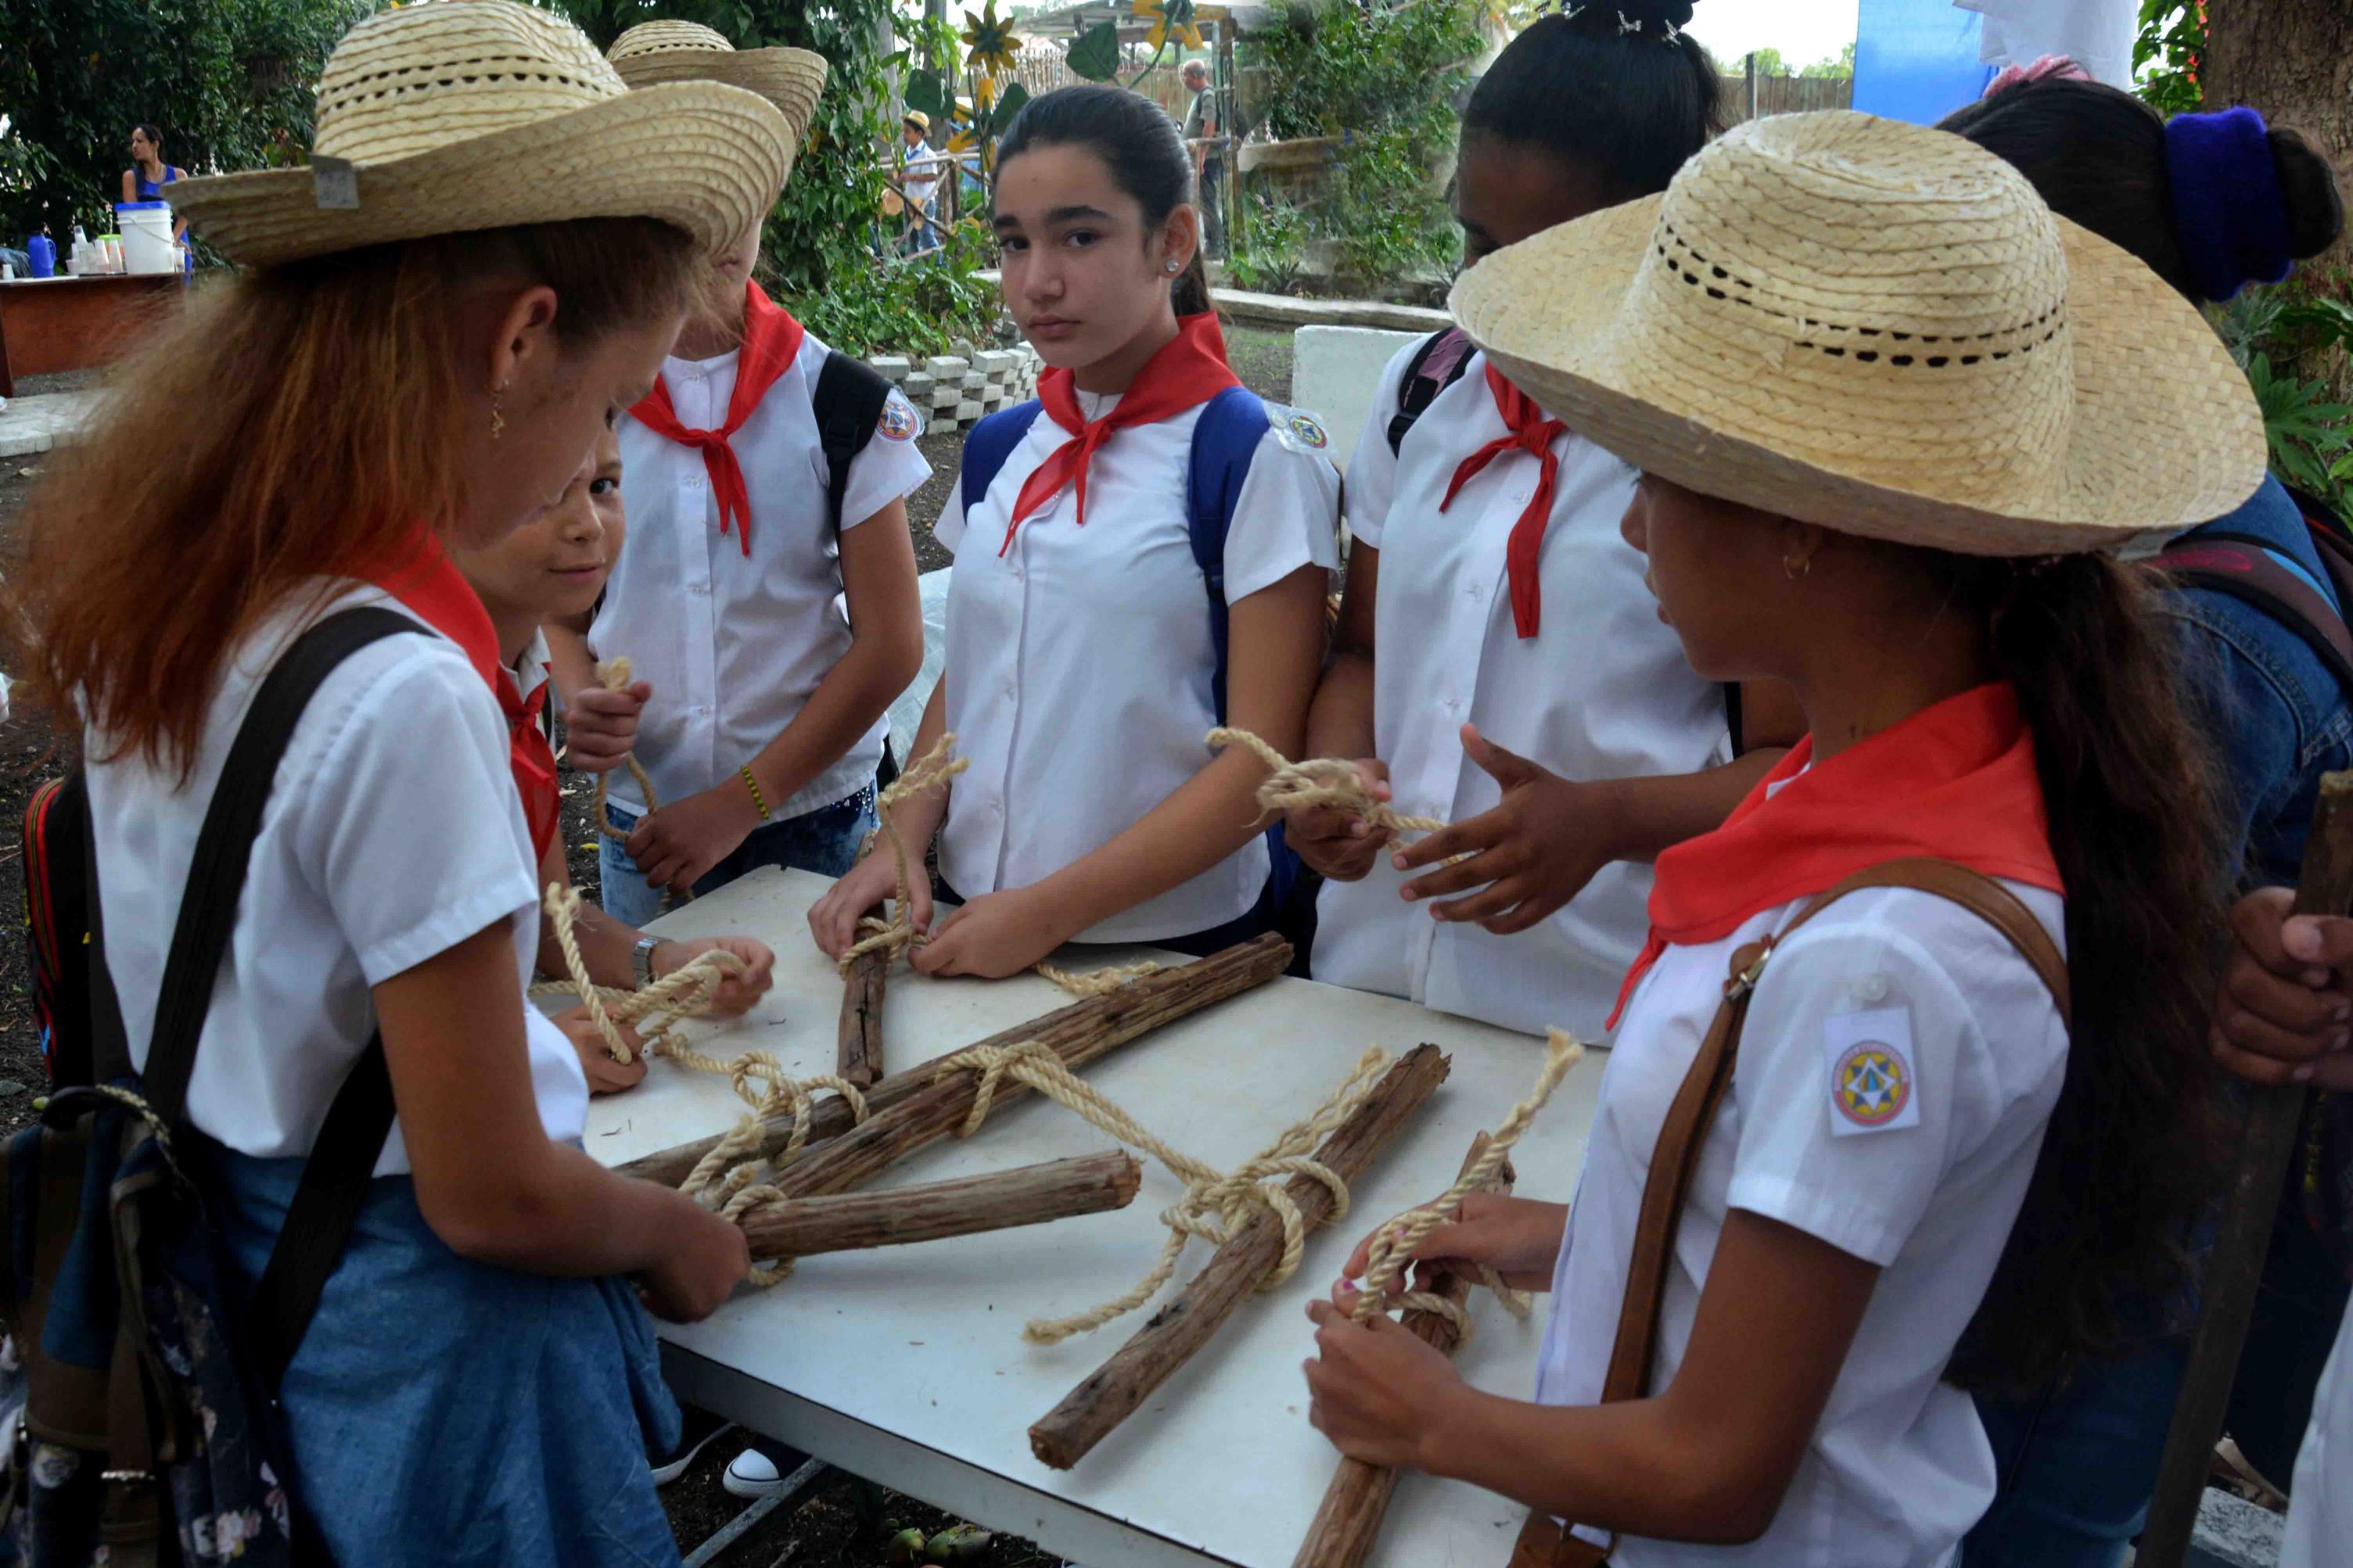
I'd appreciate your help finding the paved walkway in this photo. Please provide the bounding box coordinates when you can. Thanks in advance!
[0,390,100,459]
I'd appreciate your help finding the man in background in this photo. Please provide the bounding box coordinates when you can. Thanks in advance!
[1180,59,1227,259]
[899,110,943,256]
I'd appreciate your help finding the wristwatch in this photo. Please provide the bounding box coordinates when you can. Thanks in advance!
[631,935,664,990]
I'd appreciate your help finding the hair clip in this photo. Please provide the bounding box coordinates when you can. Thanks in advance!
[1618,9,1642,34]
[1661,20,1680,45]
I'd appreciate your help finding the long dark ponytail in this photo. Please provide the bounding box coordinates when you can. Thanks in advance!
[1917,550,2232,1394]
[995,84,1212,315]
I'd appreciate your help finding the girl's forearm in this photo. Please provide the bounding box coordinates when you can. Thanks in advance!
[747,630,925,810]
[1039,748,1273,935]
[1306,648,1378,762]
[1593,748,1787,866]
[544,621,599,707]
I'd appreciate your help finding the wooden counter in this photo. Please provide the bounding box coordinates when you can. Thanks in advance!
[0,273,185,396]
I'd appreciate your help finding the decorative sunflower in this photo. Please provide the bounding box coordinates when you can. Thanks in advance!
[974,72,997,112]
[961,0,1022,80]
[1133,0,1205,52]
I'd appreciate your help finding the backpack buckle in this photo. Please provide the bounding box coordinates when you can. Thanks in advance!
[1724,938,1777,1003]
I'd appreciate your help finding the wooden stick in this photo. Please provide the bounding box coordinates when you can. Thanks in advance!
[836,902,891,1089]
[738,1150,1141,1258]
[2142,770,2353,1565]
[1291,1135,1512,1568]
[617,933,1290,1189]
[1029,1042,1452,1471]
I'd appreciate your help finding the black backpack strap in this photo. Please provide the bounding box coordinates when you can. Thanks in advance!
[119,605,419,1400]
[1723,684,1746,759]
[2161,533,2353,697]
[1385,326,1476,457]
[813,350,896,532]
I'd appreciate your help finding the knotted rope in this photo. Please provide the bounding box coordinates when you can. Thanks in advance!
[590,656,663,841]
[834,736,1166,997]
[540,883,873,1286]
[1349,1029,1585,1342]
[930,1038,1396,1344]
[1207,728,1448,841]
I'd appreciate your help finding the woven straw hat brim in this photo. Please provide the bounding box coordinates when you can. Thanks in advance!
[171,79,791,267]
[1452,196,2268,556]
[610,46,824,139]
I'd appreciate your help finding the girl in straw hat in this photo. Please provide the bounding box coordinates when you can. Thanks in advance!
[1306,110,2261,1566]
[1296,1,1806,1043]
[553,20,932,928]
[807,85,1341,975]
[1932,77,2348,1564]
[14,3,792,1559]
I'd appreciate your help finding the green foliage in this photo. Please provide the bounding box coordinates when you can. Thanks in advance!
[2218,283,2353,516]
[1066,21,1121,83]
[1225,195,1309,295]
[1243,0,1478,299]
[2132,1,2204,116]
[1744,47,1788,77]
[0,0,367,245]
[1798,43,1856,80]
[784,219,1003,358]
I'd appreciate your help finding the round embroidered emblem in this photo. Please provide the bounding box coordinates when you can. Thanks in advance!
[878,395,921,442]
[1288,412,1328,449]
[1834,1042,1910,1128]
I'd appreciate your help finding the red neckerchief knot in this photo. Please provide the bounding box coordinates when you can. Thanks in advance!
[1001,311,1241,553]
[630,280,806,558]
[1439,363,1568,639]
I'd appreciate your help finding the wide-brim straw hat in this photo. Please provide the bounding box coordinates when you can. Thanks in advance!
[1451,111,2267,555]
[609,20,826,143]
[172,2,792,267]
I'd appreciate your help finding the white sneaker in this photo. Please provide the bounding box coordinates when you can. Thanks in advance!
[723,1446,785,1498]
[648,1413,735,1487]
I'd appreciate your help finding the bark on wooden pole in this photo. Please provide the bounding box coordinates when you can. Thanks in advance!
[618,933,1291,1189]
[1291,1134,1513,1568]
[738,1150,1141,1258]
[2141,771,2353,1566]
[837,902,891,1089]
[1029,1043,1453,1472]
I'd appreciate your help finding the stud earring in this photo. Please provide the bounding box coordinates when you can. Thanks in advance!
[489,384,506,443]
[1166,259,1182,274]
[1783,554,1811,582]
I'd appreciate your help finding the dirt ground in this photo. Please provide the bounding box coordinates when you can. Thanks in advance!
[0,328,1297,1563]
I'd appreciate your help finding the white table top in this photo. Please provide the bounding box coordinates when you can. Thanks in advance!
[589,867,1602,1567]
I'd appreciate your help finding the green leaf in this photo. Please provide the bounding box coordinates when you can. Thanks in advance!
[991,81,1030,136]
[1066,21,1120,81]
[903,70,950,120]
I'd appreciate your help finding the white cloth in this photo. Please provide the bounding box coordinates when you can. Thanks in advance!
[601,330,929,820]
[86,588,589,1178]
[2284,1298,2353,1567]
[1313,343,1728,1039]
[512,627,551,705]
[1536,882,2069,1566]
[934,390,1341,942]
[1956,0,2139,88]
[903,139,943,206]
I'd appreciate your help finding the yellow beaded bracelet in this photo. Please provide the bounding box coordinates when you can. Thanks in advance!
[739,763,772,822]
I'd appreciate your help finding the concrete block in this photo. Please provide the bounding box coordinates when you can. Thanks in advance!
[869,355,911,381]
[954,400,984,423]
[960,371,986,393]
[901,371,936,400]
[973,349,1018,375]
[929,383,963,408]
[923,355,968,379]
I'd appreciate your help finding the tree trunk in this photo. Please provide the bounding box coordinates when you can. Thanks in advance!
[2203,2,2353,316]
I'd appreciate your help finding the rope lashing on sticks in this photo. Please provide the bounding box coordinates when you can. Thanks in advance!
[930,1037,1396,1344]
[833,735,1169,997]
[591,656,664,841]
[1349,1028,1585,1342]
[1207,728,1450,841]
[542,882,748,1064]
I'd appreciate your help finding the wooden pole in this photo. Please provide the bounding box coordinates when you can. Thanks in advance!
[837,903,891,1089]
[1291,1134,1513,1568]
[1745,51,1758,123]
[738,1150,1141,1258]
[618,933,1291,1190]
[1028,1043,1453,1471]
[2140,770,2353,1565]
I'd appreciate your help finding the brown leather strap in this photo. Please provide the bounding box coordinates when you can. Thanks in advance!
[1507,857,2069,1564]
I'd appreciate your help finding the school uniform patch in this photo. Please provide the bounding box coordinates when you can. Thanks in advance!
[1266,403,1329,454]
[878,390,922,442]
[1823,1007,1920,1135]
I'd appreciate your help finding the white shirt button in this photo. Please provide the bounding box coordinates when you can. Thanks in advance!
[1851,971,1891,1004]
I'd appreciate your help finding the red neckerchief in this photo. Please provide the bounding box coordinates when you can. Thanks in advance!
[1440,363,1568,639]
[1608,683,2064,1028]
[1002,311,1241,552]
[370,535,561,864]
[630,280,806,557]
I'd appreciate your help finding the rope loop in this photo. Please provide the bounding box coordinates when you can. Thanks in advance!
[1207,727,1449,841]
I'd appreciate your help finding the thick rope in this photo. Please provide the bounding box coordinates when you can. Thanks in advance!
[834,735,1165,997]
[1349,1029,1586,1342]
[930,1038,1394,1344]
[1208,727,1448,841]
[543,882,747,1064]
[590,656,663,841]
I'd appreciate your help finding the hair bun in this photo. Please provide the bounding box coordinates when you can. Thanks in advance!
[1557,1,1696,36]
[2268,127,2348,260]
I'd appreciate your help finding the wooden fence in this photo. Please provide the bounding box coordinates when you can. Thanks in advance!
[1717,73,1853,126]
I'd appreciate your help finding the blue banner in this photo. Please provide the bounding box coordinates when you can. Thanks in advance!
[1854,0,1995,126]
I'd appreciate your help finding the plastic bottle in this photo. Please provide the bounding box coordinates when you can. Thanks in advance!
[27,235,54,278]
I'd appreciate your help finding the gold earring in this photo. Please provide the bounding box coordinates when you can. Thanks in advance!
[489,386,505,443]
[1783,554,1811,582]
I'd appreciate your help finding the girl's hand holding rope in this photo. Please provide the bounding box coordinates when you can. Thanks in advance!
[1302,1294,1471,1473]
[809,844,929,959]
[911,884,1082,980]
[550,1006,651,1095]
[1281,756,1399,882]
[1334,1190,1569,1301]
[627,784,764,903]
[652,936,776,1017]
[566,673,649,773]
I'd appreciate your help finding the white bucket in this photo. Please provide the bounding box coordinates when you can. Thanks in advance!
[116,203,177,275]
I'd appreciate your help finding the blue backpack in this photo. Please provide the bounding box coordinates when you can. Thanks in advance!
[960,384,1306,907]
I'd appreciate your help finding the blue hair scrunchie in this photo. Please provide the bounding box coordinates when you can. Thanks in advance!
[2165,106,2296,303]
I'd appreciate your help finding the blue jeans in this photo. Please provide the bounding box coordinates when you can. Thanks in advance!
[599,781,878,928]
